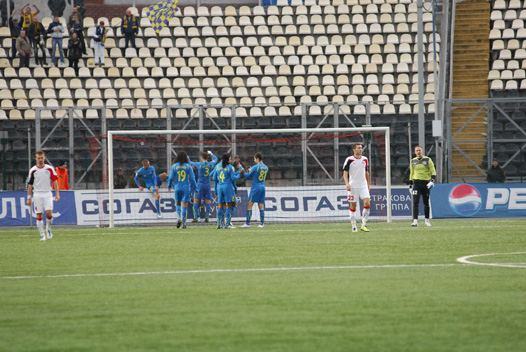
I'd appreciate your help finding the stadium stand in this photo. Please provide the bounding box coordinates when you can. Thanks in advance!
[6,0,523,188]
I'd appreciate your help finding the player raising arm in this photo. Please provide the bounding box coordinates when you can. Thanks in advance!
[135,159,162,218]
[188,150,218,223]
[240,153,268,229]
[343,143,371,233]
[168,151,197,229]
[26,150,60,241]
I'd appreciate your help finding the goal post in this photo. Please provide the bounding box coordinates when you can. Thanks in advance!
[107,127,392,228]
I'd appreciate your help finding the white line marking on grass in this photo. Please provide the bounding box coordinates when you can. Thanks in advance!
[2,263,461,280]
[457,252,526,268]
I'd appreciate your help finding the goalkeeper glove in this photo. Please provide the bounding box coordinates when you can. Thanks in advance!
[427,181,434,189]
[207,150,212,155]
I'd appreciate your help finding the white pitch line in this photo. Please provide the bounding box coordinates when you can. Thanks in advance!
[456,252,526,268]
[1,263,461,280]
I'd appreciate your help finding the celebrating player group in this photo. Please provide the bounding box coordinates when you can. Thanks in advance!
[134,150,268,230]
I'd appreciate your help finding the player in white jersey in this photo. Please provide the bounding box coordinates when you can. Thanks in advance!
[26,150,60,241]
[342,143,371,232]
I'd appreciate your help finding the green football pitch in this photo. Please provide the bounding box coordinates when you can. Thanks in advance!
[1,220,525,352]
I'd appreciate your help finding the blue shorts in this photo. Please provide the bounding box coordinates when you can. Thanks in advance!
[174,188,191,203]
[145,183,156,194]
[196,183,212,201]
[217,184,236,204]
[248,186,266,204]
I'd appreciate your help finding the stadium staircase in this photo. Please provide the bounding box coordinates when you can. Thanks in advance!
[451,0,490,182]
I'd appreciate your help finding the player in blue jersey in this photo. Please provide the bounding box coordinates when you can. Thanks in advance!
[240,153,268,228]
[189,150,218,223]
[211,153,243,229]
[168,151,197,229]
[135,159,162,218]
[155,172,168,188]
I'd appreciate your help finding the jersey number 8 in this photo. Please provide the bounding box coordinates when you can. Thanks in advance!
[258,170,268,181]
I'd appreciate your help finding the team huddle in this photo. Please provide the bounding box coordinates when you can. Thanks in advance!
[26,143,436,241]
[133,151,269,230]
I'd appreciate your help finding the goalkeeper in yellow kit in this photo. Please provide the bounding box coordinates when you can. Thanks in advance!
[409,145,436,227]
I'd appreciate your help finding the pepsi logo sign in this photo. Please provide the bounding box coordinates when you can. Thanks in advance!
[448,184,482,216]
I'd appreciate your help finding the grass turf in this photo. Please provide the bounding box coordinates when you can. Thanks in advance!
[1,220,525,351]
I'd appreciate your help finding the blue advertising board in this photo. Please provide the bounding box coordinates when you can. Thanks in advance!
[430,183,526,218]
[0,191,77,226]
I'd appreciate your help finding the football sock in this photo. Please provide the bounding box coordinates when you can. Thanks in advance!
[350,208,357,222]
[217,208,222,227]
[225,209,232,226]
[246,210,252,225]
[217,208,224,227]
[193,203,199,220]
[182,207,187,225]
[205,203,211,220]
[46,216,53,231]
[362,206,370,225]
[232,205,237,217]
[176,205,182,220]
[155,199,160,214]
[259,210,264,225]
[36,218,44,235]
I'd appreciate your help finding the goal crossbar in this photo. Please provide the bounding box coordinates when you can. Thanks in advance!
[107,127,391,227]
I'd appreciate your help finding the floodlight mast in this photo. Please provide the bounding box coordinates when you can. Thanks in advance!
[107,127,392,228]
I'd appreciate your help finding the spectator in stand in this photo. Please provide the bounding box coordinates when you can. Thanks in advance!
[8,8,20,63]
[28,16,47,66]
[47,16,65,67]
[47,0,66,17]
[16,29,31,68]
[68,5,86,55]
[1,0,15,27]
[486,159,506,183]
[68,32,81,75]
[121,9,138,49]
[130,168,145,188]
[19,3,39,31]
[92,20,107,66]
[114,168,128,189]
[54,161,69,190]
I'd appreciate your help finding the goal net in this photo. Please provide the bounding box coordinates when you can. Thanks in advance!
[104,127,391,228]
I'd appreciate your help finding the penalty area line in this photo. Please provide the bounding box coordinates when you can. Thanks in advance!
[1,263,461,280]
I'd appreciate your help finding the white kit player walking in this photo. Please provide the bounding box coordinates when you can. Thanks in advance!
[343,143,371,232]
[26,150,60,241]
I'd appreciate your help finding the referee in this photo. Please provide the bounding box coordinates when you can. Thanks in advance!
[409,145,436,227]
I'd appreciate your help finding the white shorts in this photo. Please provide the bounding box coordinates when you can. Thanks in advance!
[348,186,370,203]
[33,192,53,214]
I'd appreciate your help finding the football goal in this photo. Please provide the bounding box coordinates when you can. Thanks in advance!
[105,127,392,228]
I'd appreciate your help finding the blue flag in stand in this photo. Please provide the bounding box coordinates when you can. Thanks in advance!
[145,0,179,34]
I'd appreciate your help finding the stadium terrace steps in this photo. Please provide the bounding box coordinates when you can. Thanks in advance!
[451,0,490,182]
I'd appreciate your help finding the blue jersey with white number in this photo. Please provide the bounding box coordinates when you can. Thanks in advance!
[135,166,156,187]
[244,163,268,187]
[168,162,197,191]
[189,153,218,185]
